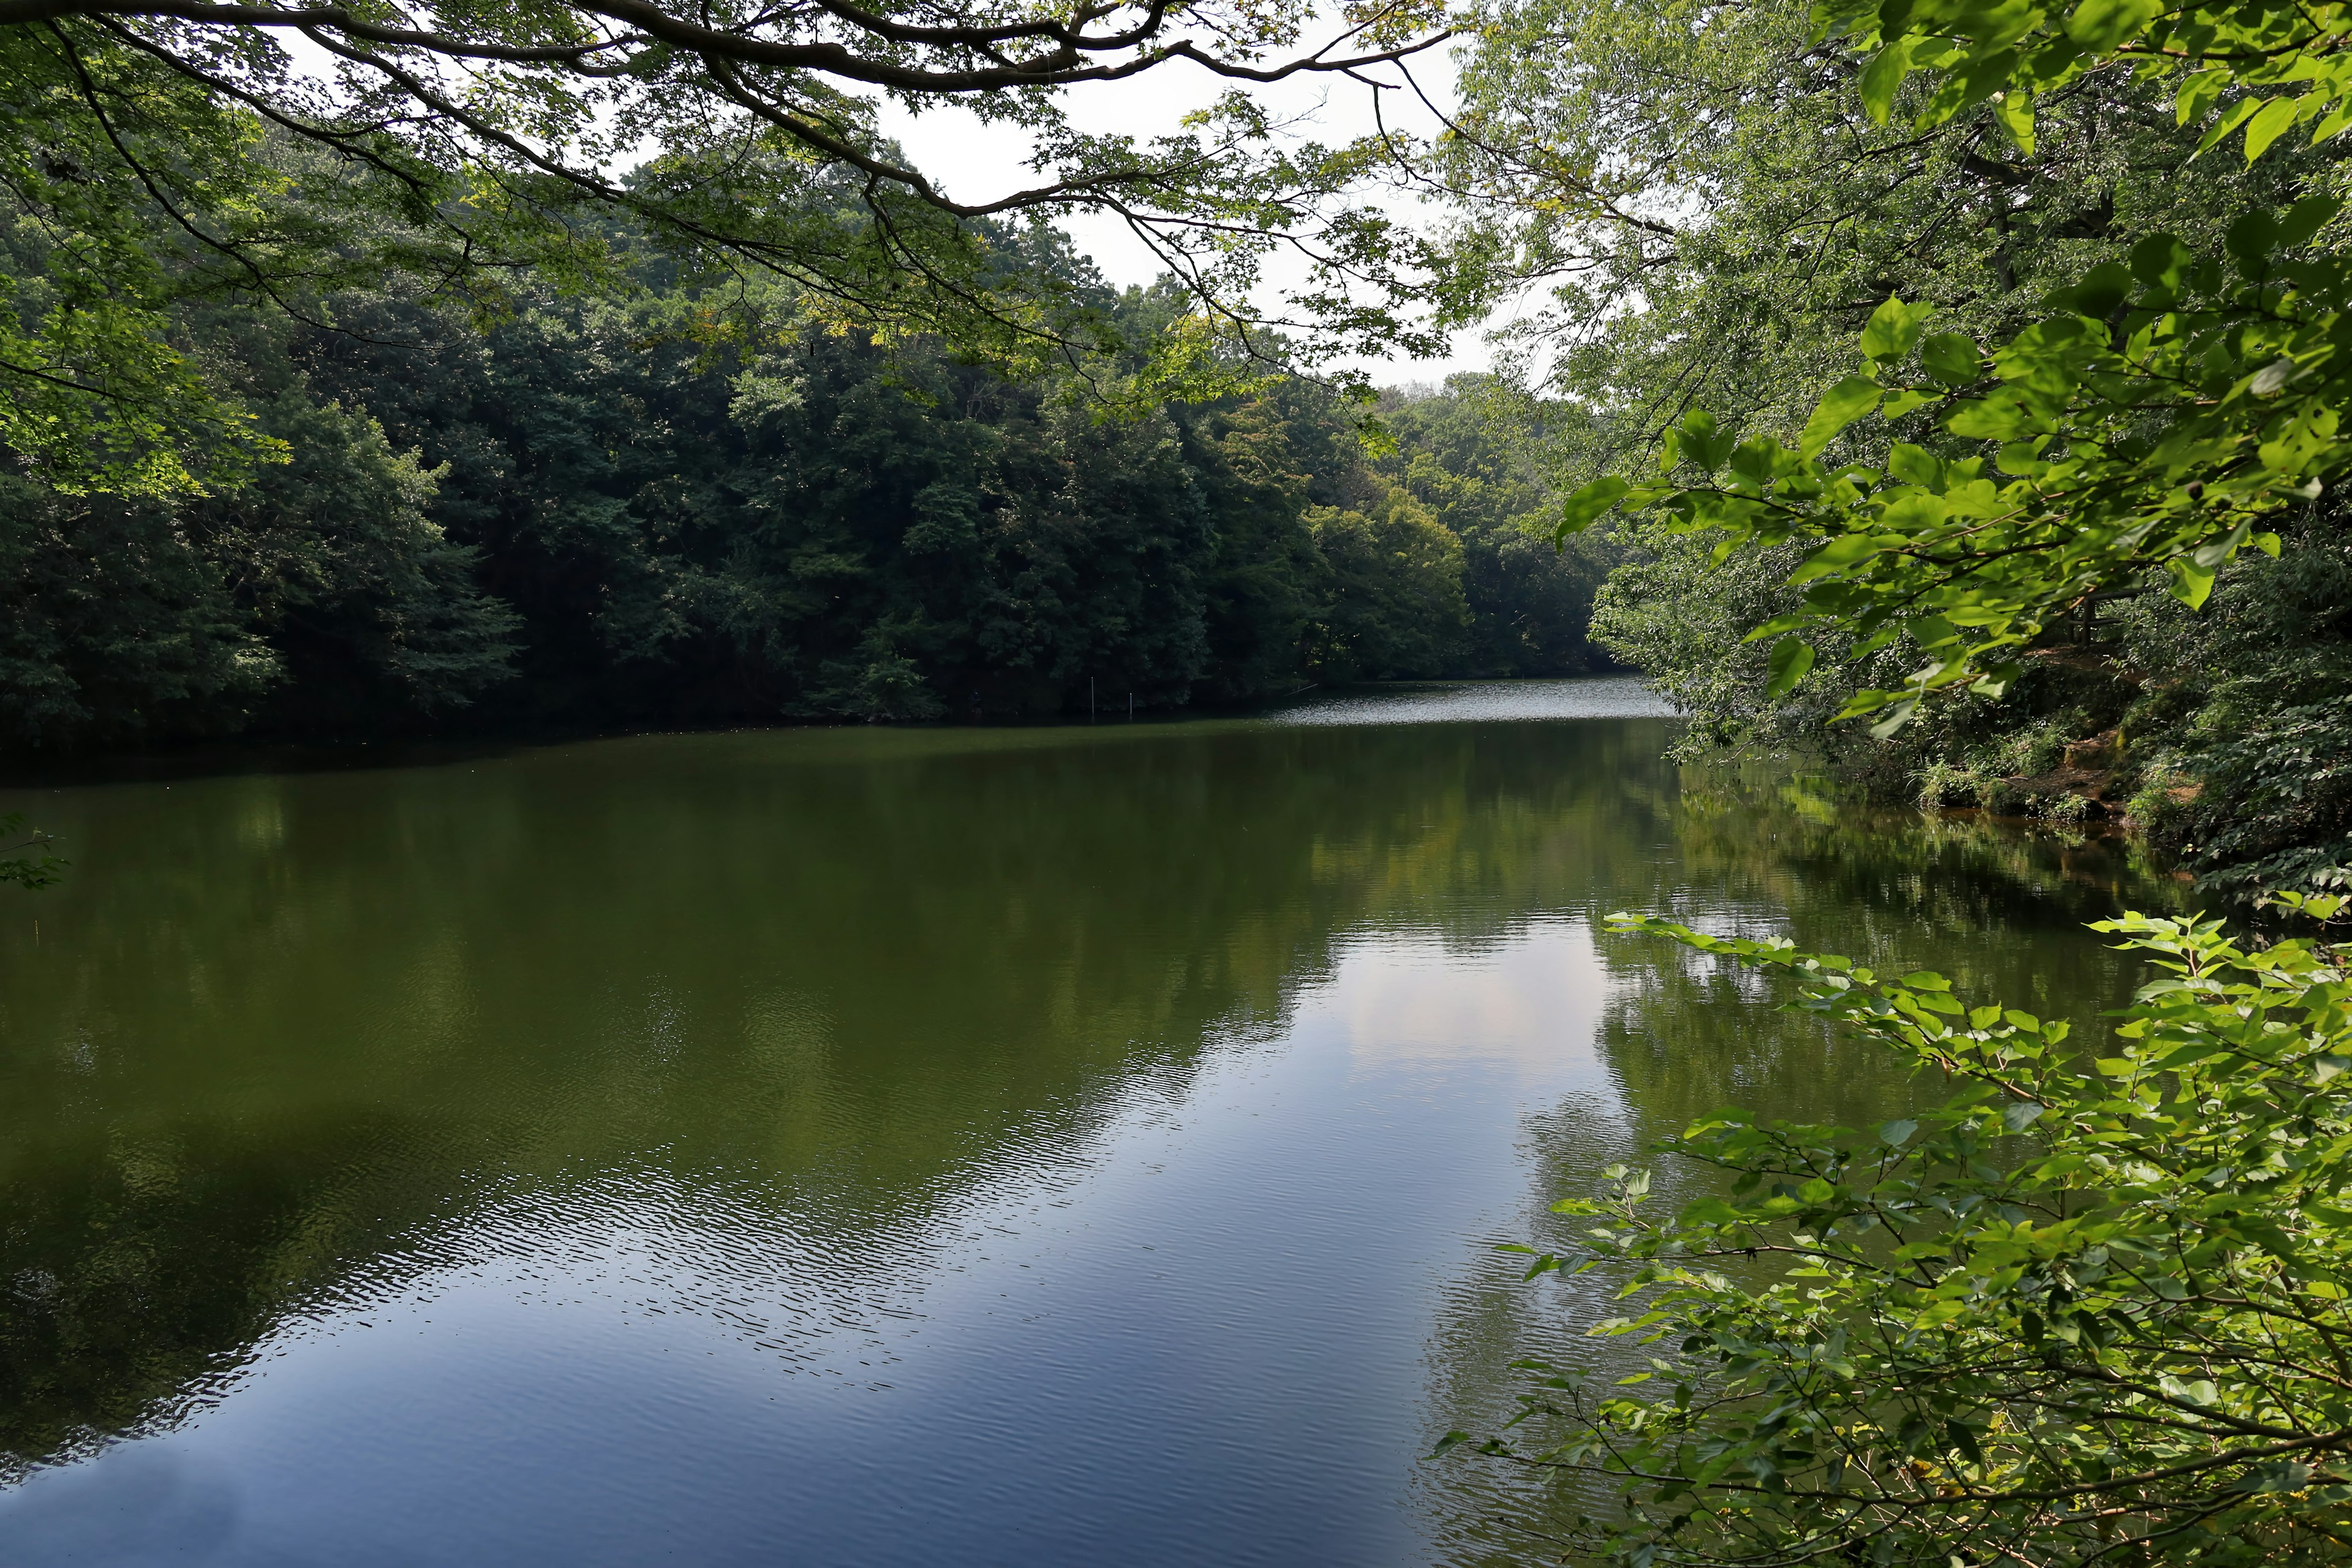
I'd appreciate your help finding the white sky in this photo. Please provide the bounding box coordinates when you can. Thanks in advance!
[872,40,1502,385]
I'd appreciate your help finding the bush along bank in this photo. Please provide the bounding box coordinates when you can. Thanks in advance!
[1446,895,2352,1567]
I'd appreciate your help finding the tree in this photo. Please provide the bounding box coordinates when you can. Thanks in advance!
[1376,379,1618,676]
[1,0,1451,493]
[1540,0,2352,733]
[1423,1,2352,1558]
[1305,478,1471,678]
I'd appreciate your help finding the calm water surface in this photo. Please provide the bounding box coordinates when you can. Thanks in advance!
[0,679,2176,1566]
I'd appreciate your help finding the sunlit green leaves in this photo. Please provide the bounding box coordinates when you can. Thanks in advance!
[1765,636,1815,696]
[1860,294,1936,361]
[1798,375,1885,456]
[1918,333,1983,386]
[2065,0,2163,51]
[1561,475,1634,532]
[1551,187,2352,727]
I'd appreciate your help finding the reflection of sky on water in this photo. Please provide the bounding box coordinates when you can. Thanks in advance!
[0,922,1621,1568]
[1262,674,1674,726]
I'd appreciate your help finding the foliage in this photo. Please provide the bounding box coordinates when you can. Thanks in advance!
[2105,503,2352,892]
[1431,0,2300,464]
[0,296,520,750]
[2154,692,2352,892]
[1562,221,2347,733]
[0,0,1454,494]
[1304,484,1472,680]
[1434,0,2352,894]
[1,31,298,496]
[1433,0,2299,759]
[0,812,61,889]
[1447,899,2352,1566]
[1376,379,1618,676]
[0,249,1600,749]
[1532,0,2352,726]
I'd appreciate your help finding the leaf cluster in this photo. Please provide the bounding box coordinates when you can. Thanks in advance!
[1563,197,2346,733]
[0,811,62,890]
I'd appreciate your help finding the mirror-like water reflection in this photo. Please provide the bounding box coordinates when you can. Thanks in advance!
[0,679,2176,1565]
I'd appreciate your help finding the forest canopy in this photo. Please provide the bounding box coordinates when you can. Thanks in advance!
[1420,0,2352,899]
[0,217,1615,747]
[0,0,1630,747]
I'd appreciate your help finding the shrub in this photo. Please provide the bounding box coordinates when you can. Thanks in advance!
[2173,693,2352,898]
[1984,779,2029,815]
[1912,759,1985,809]
[1447,900,2352,1567]
[1991,720,2073,779]
[2034,790,2092,827]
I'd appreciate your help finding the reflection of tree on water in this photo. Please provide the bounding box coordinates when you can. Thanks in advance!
[1413,769,2185,1567]
[0,717,1685,1478]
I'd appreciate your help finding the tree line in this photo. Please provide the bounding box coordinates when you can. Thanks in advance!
[1,226,1613,752]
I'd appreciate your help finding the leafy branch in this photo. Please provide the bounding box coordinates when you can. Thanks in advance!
[1440,901,2352,1566]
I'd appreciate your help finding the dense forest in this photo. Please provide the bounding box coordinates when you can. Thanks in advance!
[0,234,1614,752]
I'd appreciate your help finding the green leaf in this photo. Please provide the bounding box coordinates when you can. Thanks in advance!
[1868,696,1920,737]
[2175,69,2226,129]
[1800,375,1884,458]
[1859,38,1917,125]
[1909,613,1957,649]
[2047,261,2132,318]
[2244,94,2302,162]
[1991,89,2034,154]
[1560,477,1632,535]
[1678,410,1737,471]
[2130,232,2193,293]
[2192,521,2250,569]
[1860,296,1936,362]
[1766,636,1816,698]
[1945,394,2046,441]
[2195,97,2261,159]
[2002,1100,2048,1133]
[2168,555,2217,609]
[1789,532,1883,582]
[2277,195,2343,250]
[2064,0,2162,50]
[1970,661,2021,698]
[2226,209,2282,271]
[1879,1118,1919,1146]
[2311,102,2352,146]
[1918,333,1981,386]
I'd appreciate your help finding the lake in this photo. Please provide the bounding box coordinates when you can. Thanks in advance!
[0,679,2174,1566]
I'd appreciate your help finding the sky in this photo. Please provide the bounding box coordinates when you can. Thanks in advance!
[870,37,1505,385]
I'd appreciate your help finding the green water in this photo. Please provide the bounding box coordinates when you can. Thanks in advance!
[0,682,2174,1566]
